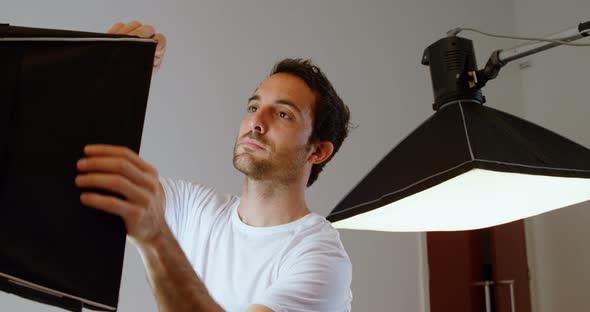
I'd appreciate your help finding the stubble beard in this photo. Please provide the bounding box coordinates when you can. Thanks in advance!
[233,133,311,185]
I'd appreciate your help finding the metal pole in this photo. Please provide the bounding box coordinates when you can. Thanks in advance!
[497,280,516,312]
[499,22,590,63]
[474,281,495,312]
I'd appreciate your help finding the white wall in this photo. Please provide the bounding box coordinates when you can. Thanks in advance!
[513,1,590,311]
[1,1,521,311]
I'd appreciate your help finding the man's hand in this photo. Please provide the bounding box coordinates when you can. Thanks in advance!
[75,144,165,246]
[108,21,167,73]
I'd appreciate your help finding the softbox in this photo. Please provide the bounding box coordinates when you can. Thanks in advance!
[327,101,590,231]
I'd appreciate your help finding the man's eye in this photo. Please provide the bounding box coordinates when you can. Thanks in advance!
[279,112,291,119]
[248,106,257,113]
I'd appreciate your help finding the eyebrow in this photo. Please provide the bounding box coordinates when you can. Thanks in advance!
[248,94,302,113]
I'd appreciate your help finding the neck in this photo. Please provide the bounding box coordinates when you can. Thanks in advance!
[237,176,311,227]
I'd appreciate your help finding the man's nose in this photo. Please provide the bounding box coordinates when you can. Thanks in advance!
[249,108,268,134]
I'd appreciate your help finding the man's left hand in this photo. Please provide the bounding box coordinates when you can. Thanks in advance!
[108,21,166,73]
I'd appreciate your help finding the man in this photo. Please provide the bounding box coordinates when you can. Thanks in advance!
[75,21,352,311]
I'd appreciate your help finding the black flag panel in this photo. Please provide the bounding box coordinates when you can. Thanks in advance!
[0,24,156,311]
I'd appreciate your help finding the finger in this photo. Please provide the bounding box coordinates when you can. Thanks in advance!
[76,173,151,204]
[116,20,142,35]
[153,56,163,70]
[152,34,166,73]
[153,33,167,52]
[154,49,165,70]
[80,192,134,219]
[129,24,155,38]
[154,47,165,59]
[77,157,158,192]
[84,144,158,175]
[108,22,125,34]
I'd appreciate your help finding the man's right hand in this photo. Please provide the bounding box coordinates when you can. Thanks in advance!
[108,21,167,73]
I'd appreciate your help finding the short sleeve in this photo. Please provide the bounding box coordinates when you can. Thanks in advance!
[253,232,353,312]
[159,177,222,251]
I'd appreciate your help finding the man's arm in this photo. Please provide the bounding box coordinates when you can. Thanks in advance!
[75,144,223,311]
[75,144,273,312]
[246,305,273,312]
[136,215,223,312]
[77,23,275,311]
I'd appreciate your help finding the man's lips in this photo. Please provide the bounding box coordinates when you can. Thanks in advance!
[240,138,267,150]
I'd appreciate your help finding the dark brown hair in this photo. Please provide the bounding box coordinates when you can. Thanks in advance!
[270,58,350,187]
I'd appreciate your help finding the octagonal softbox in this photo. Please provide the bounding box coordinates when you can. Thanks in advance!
[0,24,156,311]
[327,101,590,231]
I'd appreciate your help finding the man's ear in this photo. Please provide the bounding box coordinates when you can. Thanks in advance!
[309,141,334,165]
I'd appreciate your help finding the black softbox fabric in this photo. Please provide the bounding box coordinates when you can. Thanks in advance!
[327,101,590,223]
[0,25,156,311]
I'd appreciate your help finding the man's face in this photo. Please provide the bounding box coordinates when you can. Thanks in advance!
[233,73,316,185]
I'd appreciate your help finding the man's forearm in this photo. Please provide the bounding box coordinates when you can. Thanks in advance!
[136,224,224,312]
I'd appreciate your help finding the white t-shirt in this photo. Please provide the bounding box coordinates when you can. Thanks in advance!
[160,177,353,312]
